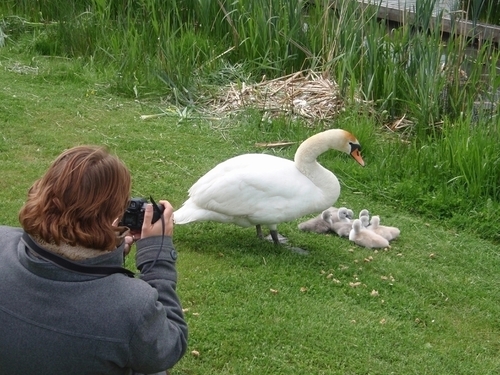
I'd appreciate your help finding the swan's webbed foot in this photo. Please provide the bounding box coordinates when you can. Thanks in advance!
[257,227,308,255]
[256,226,287,244]
[267,230,288,245]
[269,230,309,255]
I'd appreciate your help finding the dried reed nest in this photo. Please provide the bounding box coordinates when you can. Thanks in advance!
[207,70,371,124]
[141,70,378,126]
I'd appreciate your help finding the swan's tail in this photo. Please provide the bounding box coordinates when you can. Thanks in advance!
[173,200,230,224]
[173,205,196,225]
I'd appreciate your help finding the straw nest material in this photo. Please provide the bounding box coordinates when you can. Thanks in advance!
[207,70,370,123]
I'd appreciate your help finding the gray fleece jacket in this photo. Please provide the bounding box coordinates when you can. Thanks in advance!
[0,225,188,375]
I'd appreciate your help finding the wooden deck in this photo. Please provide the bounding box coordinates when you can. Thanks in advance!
[354,0,500,43]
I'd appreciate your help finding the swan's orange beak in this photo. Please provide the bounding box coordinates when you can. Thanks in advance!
[351,148,365,167]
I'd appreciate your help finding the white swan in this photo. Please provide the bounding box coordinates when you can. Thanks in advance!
[368,215,400,241]
[349,219,390,249]
[174,129,364,244]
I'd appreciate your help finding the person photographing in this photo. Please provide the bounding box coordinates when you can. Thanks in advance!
[0,145,188,375]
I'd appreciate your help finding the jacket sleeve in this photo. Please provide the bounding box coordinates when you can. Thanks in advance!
[128,235,188,372]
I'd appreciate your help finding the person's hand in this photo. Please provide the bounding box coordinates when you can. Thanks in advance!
[123,235,134,256]
[139,200,174,239]
[112,217,135,255]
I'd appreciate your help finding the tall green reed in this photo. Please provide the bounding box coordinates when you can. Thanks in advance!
[370,113,500,228]
[4,0,482,124]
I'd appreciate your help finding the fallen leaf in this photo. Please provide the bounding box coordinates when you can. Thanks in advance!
[191,350,200,357]
[300,287,308,292]
[270,288,279,294]
[349,281,362,288]
[371,290,379,297]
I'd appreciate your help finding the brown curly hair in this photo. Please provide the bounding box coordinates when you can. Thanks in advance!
[19,146,131,251]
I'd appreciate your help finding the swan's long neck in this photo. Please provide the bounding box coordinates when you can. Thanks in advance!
[294,129,346,177]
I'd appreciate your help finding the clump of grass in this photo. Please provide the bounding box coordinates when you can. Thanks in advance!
[361,111,500,242]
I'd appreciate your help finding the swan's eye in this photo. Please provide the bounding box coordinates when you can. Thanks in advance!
[350,143,361,152]
[349,143,365,166]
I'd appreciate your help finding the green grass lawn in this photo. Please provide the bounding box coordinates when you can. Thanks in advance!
[1,53,499,374]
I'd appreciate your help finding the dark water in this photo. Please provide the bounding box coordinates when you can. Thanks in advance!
[462,0,500,25]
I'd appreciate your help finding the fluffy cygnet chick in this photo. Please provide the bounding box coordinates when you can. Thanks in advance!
[359,209,370,219]
[349,219,390,249]
[331,207,351,224]
[324,206,354,220]
[298,209,334,234]
[368,215,400,241]
[332,220,352,238]
[323,206,339,215]
[359,215,370,228]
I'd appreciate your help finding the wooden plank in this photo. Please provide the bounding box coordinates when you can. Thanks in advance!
[351,0,500,43]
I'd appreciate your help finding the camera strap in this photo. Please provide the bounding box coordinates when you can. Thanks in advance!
[22,232,135,278]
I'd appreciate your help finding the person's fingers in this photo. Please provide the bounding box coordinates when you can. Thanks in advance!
[124,235,134,256]
[141,200,175,238]
[158,200,174,236]
[159,200,174,216]
[141,204,163,237]
[142,203,153,230]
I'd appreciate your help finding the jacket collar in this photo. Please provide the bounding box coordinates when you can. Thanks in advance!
[18,236,130,281]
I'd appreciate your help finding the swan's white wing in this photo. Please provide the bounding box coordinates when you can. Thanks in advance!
[181,153,332,225]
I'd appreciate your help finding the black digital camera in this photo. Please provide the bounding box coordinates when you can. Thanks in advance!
[119,196,164,231]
